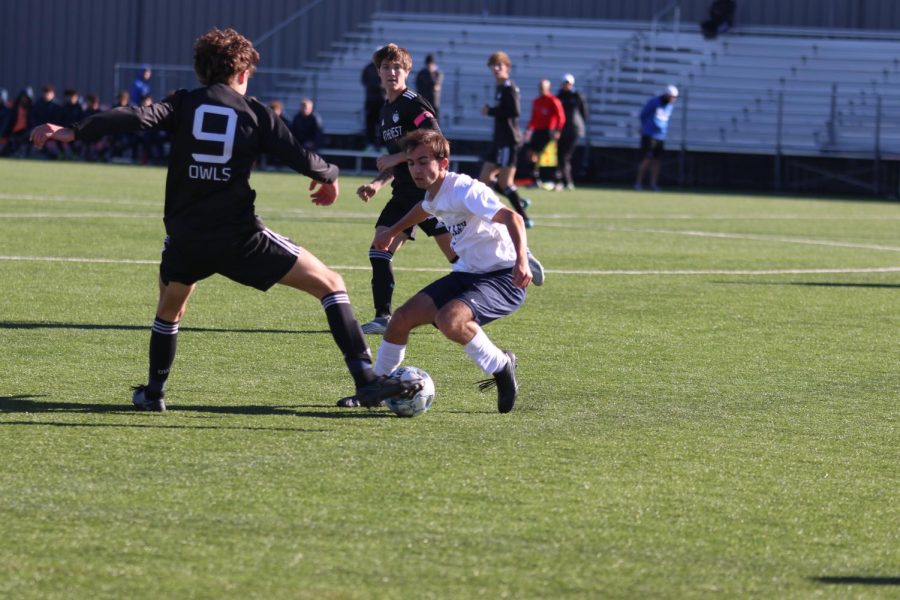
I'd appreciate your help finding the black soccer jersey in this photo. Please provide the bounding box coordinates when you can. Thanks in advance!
[379,88,440,199]
[70,83,338,239]
[487,79,522,147]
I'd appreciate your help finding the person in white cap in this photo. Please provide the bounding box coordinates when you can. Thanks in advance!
[635,84,678,191]
[555,73,587,191]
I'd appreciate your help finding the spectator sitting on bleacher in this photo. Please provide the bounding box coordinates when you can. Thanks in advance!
[290,98,324,152]
[0,89,10,153]
[82,93,106,161]
[59,89,85,159]
[1,88,34,157]
[701,0,736,40]
[108,90,137,161]
[30,85,61,158]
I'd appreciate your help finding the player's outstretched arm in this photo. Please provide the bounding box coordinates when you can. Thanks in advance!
[30,124,74,149]
[492,206,532,288]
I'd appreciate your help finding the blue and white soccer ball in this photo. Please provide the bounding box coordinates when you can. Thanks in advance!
[383,366,435,417]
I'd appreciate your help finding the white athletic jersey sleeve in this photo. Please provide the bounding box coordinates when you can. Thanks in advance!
[421,172,517,273]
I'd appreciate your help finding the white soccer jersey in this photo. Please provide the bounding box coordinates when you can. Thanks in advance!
[421,172,517,273]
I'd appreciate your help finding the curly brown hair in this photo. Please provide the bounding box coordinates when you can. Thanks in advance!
[372,43,412,72]
[193,28,260,86]
[400,129,450,162]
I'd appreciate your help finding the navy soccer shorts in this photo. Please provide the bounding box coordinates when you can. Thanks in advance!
[483,143,521,168]
[420,268,526,326]
[640,135,665,158]
[159,228,300,291]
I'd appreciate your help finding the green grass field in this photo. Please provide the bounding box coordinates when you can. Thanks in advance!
[0,160,897,599]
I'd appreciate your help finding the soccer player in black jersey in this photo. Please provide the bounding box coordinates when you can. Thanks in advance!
[354,43,457,336]
[479,51,534,229]
[30,28,419,411]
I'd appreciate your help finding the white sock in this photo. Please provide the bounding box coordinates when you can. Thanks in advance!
[463,329,509,375]
[374,339,406,376]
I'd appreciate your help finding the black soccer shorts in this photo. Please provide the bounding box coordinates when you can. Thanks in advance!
[159,228,301,291]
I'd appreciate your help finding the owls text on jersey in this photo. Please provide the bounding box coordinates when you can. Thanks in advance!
[71,83,337,238]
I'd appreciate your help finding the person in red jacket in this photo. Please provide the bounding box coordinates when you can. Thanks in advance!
[523,79,565,189]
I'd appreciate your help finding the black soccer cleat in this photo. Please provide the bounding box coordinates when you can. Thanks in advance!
[336,395,367,408]
[347,374,423,409]
[132,385,166,412]
[478,351,518,413]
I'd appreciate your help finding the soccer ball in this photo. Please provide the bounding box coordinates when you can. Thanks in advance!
[383,366,435,417]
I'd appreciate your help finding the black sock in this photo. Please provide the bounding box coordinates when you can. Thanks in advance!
[503,186,529,219]
[369,247,394,318]
[321,291,377,389]
[148,317,178,395]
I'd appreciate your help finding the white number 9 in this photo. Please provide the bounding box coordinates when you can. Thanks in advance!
[191,104,237,164]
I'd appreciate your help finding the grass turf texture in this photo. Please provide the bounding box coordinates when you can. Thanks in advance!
[0,160,897,599]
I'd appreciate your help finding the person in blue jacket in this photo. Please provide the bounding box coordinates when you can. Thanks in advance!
[635,85,678,191]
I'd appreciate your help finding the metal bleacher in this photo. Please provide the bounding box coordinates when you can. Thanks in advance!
[269,12,900,159]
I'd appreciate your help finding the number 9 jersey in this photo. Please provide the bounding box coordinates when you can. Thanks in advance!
[69,82,338,239]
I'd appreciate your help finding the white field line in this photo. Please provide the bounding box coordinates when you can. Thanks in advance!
[1,255,898,276]
[537,221,900,253]
[3,193,899,221]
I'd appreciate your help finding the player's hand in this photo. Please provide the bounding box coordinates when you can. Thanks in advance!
[357,183,378,202]
[30,123,74,149]
[512,258,532,288]
[373,230,394,251]
[523,130,532,143]
[310,180,338,206]
[481,105,490,116]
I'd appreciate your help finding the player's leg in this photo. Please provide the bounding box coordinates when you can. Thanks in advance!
[364,222,408,334]
[133,278,195,412]
[435,299,518,413]
[496,164,533,228]
[649,142,664,190]
[278,250,378,385]
[557,132,577,189]
[278,251,420,407]
[372,292,438,376]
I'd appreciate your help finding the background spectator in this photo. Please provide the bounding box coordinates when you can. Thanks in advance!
[290,98,324,151]
[361,56,385,151]
[523,79,565,189]
[135,95,166,164]
[1,88,34,157]
[415,53,443,118]
[108,90,136,161]
[702,0,736,39]
[555,73,587,190]
[129,64,152,105]
[82,93,106,161]
[0,88,10,153]
[59,89,85,159]
[635,85,679,191]
[30,85,61,158]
